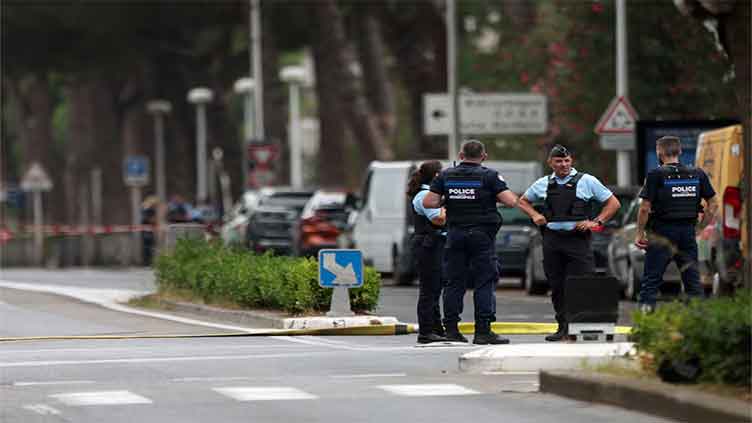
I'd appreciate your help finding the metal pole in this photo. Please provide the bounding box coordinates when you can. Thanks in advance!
[616,0,631,187]
[251,0,264,140]
[155,113,166,204]
[33,191,43,266]
[196,104,207,203]
[289,83,303,189]
[446,0,459,160]
[130,186,142,265]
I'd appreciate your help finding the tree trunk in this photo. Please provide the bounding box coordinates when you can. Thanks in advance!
[312,34,348,188]
[262,2,289,188]
[312,0,394,163]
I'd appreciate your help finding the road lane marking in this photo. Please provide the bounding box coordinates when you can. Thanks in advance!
[329,373,406,379]
[0,344,302,356]
[377,384,480,397]
[213,387,317,401]
[481,371,538,376]
[13,380,96,387]
[171,377,255,383]
[51,390,152,406]
[22,404,61,415]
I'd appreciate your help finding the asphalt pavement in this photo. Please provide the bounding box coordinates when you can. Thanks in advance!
[0,268,668,423]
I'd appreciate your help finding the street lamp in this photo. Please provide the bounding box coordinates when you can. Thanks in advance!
[187,87,214,205]
[146,99,172,205]
[234,77,255,189]
[280,66,308,190]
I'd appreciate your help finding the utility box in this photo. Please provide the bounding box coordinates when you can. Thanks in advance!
[565,273,620,341]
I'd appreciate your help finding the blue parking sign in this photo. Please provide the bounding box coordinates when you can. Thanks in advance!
[124,156,150,186]
[318,249,364,288]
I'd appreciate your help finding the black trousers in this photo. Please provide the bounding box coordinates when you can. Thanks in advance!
[414,233,445,335]
[542,228,594,326]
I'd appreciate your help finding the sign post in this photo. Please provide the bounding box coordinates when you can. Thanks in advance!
[21,162,53,266]
[318,249,364,317]
[594,96,638,187]
[124,156,150,265]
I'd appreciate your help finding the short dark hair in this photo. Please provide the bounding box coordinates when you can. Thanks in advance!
[461,139,485,159]
[656,136,682,157]
[548,144,571,159]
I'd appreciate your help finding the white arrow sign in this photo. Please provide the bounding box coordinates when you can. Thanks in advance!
[322,252,358,285]
[21,162,53,192]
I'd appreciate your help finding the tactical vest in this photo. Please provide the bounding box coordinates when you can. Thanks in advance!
[444,164,500,226]
[651,164,701,221]
[543,172,591,222]
[413,189,443,236]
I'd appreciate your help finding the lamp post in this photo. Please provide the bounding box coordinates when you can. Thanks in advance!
[280,66,308,189]
[233,77,255,189]
[146,100,172,205]
[187,88,214,204]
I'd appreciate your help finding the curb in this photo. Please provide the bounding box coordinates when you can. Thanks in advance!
[458,342,634,373]
[539,370,752,423]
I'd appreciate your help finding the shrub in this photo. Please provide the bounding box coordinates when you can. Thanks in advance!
[154,239,380,314]
[631,291,751,387]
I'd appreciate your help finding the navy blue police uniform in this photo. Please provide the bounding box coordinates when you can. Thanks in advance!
[430,162,509,344]
[639,163,715,308]
[411,185,447,343]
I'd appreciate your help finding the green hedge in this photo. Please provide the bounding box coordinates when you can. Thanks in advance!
[631,291,751,387]
[154,239,381,314]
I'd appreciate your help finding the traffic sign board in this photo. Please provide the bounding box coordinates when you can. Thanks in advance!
[424,93,547,136]
[123,155,150,187]
[248,143,278,167]
[595,96,638,134]
[21,162,53,192]
[318,249,364,288]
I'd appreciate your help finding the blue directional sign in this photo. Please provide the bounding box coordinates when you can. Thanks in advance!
[124,155,150,187]
[318,249,364,288]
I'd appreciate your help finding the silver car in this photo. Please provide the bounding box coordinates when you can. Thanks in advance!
[607,196,685,300]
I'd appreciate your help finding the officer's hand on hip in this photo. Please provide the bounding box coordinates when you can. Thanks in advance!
[634,231,648,250]
[532,213,547,226]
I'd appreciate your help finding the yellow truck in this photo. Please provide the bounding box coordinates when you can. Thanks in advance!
[695,124,745,294]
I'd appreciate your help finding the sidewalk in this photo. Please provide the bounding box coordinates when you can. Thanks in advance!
[540,370,751,423]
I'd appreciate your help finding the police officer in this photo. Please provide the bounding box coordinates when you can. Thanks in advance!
[634,136,717,312]
[423,140,520,345]
[408,160,449,344]
[518,144,620,341]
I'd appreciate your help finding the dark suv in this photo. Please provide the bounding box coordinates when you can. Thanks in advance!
[245,188,314,255]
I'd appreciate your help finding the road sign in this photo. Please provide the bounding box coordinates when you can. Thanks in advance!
[248,143,278,167]
[124,156,150,187]
[424,93,547,136]
[21,162,53,192]
[318,249,364,288]
[599,133,635,151]
[595,96,638,134]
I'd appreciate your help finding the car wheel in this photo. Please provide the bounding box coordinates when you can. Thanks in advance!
[625,262,641,301]
[524,253,548,295]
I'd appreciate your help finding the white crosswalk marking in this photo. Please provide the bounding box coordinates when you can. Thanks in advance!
[23,404,61,415]
[50,390,152,406]
[213,387,318,401]
[377,384,480,397]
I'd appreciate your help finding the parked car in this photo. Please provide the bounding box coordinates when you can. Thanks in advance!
[695,124,744,295]
[607,196,685,300]
[245,189,314,255]
[293,190,351,257]
[495,204,537,282]
[220,190,261,246]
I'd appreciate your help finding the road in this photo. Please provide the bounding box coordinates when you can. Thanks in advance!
[0,269,666,423]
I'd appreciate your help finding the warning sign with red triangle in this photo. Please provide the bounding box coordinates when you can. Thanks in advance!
[594,96,638,135]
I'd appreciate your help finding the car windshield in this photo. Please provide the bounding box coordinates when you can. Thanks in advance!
[498,205,533,225]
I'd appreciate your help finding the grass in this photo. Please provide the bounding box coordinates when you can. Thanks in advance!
[127,287,248,312]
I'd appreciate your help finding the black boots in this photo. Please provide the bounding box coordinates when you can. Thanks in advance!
[472,321,510,345]
[417,332,448,344]
[444,322,469,343]
[545,319,569,342]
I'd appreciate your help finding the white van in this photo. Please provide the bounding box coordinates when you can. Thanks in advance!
[352,160,541,277]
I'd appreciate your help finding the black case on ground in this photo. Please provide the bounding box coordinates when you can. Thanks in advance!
[564,273,620,323]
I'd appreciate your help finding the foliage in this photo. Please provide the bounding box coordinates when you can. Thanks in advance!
[631,291,752,387]
[154,239,381,314]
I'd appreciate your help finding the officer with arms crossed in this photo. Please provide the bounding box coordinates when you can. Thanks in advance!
[423,140,520,345]
[407,160,449,344]
[634,136,717,312]
[518,144,621,341]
